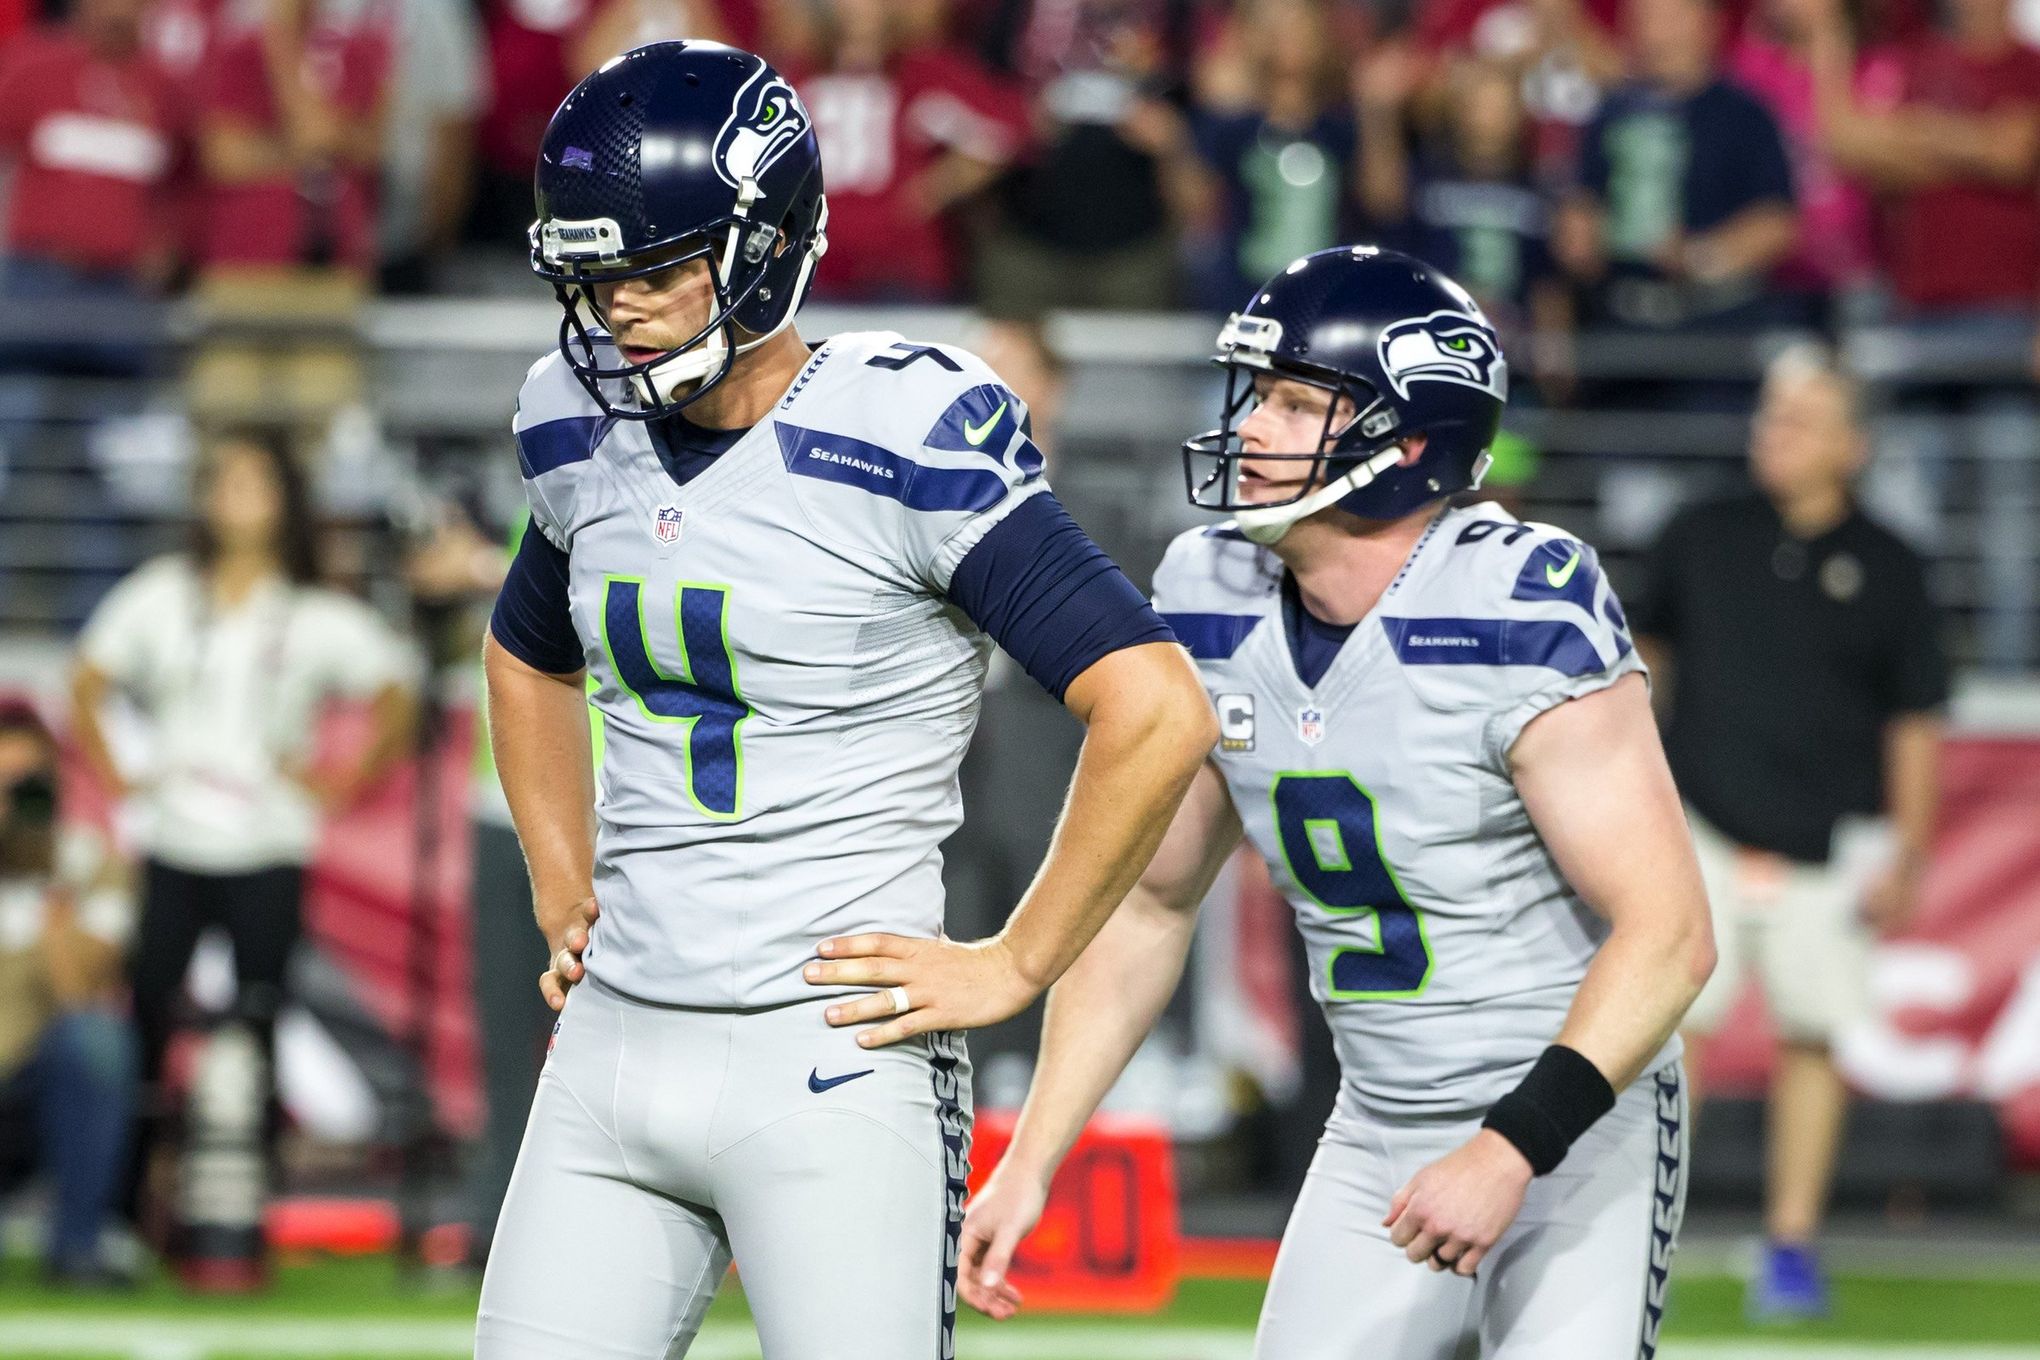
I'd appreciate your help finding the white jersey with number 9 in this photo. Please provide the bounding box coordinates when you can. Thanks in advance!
[1152,501,1676,1116]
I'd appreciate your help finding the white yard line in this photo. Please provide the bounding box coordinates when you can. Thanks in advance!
[2,1317,2038,1360]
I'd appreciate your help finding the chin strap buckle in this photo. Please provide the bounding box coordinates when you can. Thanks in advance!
[1360,408,1399,440]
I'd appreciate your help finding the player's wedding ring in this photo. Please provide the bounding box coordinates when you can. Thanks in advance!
[884,985,912,1015]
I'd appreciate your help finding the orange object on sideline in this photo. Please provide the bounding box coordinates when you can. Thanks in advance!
[967,1111,1180,1313]
[1178,1235,1281,1280]
[265,1197,397,1255]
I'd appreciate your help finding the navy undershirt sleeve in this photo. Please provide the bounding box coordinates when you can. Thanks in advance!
[489,524,585,675]
[946,493,1178,701]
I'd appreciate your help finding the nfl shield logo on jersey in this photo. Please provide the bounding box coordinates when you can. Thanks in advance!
[1297,705,1325,746]
[654,505,684,545]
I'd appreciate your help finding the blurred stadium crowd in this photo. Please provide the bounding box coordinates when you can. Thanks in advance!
[0,0,2037,1317]
[1,0,2037,327]
[2,0,2037,651]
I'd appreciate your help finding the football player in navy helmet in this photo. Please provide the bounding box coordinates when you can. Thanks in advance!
[530,40,829,418]
[963,247,1716,1360]
[1182,245,1508,542]
[477,40,1216,1360]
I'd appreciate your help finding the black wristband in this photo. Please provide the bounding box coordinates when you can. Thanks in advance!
[1481,1045,1617,1176]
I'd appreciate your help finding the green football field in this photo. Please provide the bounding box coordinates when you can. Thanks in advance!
[3,1256,2039,1359]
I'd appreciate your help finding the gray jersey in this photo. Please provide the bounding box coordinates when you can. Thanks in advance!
[1153,502,1673,1116]
[513,331,1045,1007]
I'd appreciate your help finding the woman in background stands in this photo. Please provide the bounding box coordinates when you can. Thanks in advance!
[68,430,414,1239]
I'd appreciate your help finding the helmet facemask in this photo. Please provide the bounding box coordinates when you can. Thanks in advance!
[532,185,827,421]
[1182,337,1408,546]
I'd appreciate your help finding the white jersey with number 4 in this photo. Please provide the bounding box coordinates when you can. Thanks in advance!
[512,330,1044,1009]
[1152,501,1676,1116]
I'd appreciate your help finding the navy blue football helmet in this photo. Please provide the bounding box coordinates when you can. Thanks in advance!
[1183,246,1507,542]
[531,41,827,418]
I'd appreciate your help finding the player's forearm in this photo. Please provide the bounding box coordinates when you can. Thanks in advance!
[997,648,1217,989]
[484,634,597,925]
[1554,899,1714,1091]
[1001,883,1201,1186]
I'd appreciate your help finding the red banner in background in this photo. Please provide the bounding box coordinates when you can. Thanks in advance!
[302,710,482,1137]
[1699,737,2040,1167]
[37,683,2040,1172]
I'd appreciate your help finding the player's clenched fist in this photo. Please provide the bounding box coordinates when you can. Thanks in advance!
[956,1163,1047,1321]
[537,895,599,1012]
[1383,1129,1535,1277]
[806,933,1040,1047]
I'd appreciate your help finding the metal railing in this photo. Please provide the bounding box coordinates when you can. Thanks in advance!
[1,300,2034,671]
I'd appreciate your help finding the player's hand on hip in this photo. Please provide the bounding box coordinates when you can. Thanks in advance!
[1384,1128,1534,1278]
[538,895,599,1012]
[957,1162,1047,1321]
[806,934,1038,1047]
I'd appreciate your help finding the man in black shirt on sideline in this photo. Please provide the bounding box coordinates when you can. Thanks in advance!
[1633,345,1948,1322]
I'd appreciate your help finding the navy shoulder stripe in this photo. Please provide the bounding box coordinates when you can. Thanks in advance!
[1160,611,1262,661]
[1604,595,1634,661]
[773,421,1010,513]
[1510,539,1599,613]
[1383,616,1606,677]
[922,383,1045,479]
[925,384,1033,463]
[516,416,607,479]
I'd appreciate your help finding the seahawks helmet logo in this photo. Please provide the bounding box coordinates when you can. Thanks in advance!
[714,65,809,190]
[1377,311,1506,403]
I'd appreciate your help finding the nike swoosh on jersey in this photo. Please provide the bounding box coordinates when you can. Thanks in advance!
[1545,549,1583,588]
[962,400,1007,446]
[808,1066,875,1093]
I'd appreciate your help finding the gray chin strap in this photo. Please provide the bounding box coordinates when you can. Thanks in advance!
[1232,446,1408,545]
[630,202,830,409]
[633,323,732,406]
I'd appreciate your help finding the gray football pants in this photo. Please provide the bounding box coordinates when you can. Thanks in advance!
[1256,1063,1688,1360]
[475,977,972,1359]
